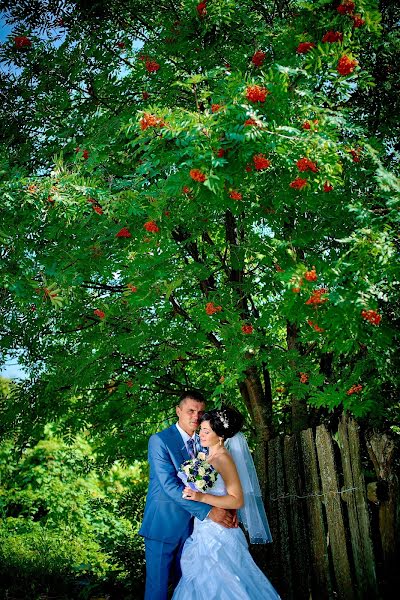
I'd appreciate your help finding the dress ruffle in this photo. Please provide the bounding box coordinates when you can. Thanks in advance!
[172,517,280,599]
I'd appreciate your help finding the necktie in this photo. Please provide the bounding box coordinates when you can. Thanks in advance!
[187,438,196,458]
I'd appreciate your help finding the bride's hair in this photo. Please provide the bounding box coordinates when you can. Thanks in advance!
[201,406,244,439]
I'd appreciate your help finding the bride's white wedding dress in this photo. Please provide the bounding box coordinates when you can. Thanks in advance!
[172,474,281,600]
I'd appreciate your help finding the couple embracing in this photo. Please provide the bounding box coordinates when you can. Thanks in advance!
[139,390,281,599]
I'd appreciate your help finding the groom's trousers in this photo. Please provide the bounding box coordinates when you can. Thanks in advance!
[144,537,187,600]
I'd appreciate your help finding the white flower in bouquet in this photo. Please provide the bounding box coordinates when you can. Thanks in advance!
[177,455,217,493]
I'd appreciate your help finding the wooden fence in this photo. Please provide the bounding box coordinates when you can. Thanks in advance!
[259,415,399,600]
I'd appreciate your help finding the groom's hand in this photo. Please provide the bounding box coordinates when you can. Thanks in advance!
[231,509,238,527]
[208,507,238,528]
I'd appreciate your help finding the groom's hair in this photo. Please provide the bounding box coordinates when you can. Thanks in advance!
[178,389,206,406]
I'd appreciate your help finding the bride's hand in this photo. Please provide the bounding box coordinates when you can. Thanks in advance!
[182,486,200,501]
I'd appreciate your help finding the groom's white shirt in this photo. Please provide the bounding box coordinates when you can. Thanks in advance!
[175,422,197,454]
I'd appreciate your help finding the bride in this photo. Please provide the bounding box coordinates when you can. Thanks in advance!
[172,406,281,600]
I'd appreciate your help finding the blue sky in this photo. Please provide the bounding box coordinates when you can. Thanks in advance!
[0,359,27,380]
[0,13,13,42]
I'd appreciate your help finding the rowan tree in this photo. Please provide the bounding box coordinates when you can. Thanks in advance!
[0,0,399,473]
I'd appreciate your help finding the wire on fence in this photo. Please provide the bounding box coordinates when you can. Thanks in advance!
[270,486,359,501]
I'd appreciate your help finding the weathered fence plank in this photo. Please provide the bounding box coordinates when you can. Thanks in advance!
[338,415,378,599]
[283,434,310,599]
[267,435,281,590]
[275,434,293,598]
[316,424,354,600]
[365,432,399,576]
[300,427,332,599]
[266,418,398,599]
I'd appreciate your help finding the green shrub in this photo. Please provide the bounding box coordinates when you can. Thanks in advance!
[0,428,147,598]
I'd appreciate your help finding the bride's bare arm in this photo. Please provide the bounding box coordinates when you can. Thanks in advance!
[183,453,243,509]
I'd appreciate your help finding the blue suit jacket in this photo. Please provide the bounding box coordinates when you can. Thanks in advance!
[139,424,210,543]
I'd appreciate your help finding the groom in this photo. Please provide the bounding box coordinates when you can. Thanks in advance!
[139,390,237,600]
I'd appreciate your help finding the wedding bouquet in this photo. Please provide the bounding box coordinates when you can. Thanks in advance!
[178,452,217,493]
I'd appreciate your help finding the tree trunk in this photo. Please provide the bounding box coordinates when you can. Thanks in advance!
[239,359,273,498]
[365,431,399,581]
[287,321,309,434]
